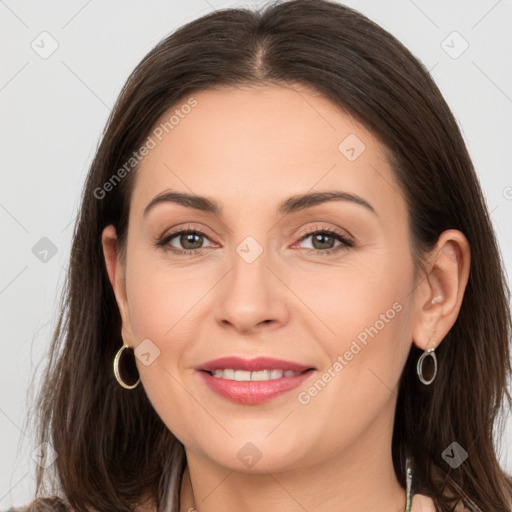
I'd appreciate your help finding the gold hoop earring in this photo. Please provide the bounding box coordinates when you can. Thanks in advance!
[113,344,140,389]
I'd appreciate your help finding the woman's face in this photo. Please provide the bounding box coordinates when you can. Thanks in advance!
[106,84,421,473]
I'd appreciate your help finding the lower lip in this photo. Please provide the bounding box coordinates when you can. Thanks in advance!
[198,369,315,405]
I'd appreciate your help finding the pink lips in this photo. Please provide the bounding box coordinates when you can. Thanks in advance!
[196,356,315,405]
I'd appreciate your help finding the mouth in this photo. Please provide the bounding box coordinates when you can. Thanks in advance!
[202,368,311,381]
[196,357,316,405]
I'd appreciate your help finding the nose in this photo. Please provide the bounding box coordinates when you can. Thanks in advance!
[213,241,290,335]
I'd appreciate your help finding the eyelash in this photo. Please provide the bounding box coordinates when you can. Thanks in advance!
[155,224,355,256]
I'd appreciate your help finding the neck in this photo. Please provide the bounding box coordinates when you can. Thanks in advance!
[179,419,406,512]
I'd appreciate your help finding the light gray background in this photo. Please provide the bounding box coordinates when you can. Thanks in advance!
[1,0,511,508]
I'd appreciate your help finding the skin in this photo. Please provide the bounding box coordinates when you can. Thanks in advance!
[102,83,470,512]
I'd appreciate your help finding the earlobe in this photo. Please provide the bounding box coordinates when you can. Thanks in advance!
[411,229,471,351]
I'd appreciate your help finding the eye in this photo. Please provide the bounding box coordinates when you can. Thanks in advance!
[294,226,354,255]
[156,227,215,255]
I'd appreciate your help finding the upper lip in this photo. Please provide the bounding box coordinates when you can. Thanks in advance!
[197,356,315,373]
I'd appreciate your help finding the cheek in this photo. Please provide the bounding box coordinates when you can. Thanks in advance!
[124,245,210,344]
[297,249,414,399]
[294,249,412,345]
[292,277,412,459]
[123,254,208,445]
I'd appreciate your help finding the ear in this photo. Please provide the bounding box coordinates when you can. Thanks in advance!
[101,224,134,347]
[411,229,471,351]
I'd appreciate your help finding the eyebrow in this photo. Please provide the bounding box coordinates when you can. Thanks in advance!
[143,189,377,218]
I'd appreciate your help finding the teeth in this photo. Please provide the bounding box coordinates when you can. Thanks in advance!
[209,369,302,381]
[251,370,272,381]
[234,370,251,381]
[223,368,235,380]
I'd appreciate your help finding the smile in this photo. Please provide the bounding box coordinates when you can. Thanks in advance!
[208,368,304,381]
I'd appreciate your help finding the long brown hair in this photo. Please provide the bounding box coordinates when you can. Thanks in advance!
[25,1,512,510]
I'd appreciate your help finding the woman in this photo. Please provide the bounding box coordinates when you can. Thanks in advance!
[13,0,512,511]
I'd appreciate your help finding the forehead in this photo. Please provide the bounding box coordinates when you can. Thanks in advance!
[130,84,404,222]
